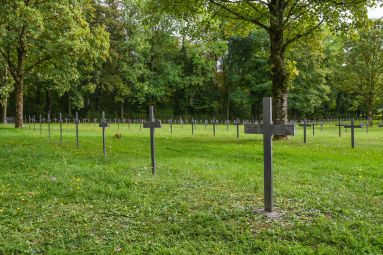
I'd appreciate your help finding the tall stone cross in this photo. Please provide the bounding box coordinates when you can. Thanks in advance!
[234,118,240,139]
[39,114,42,135]
[244,97,295,213]
[226,120,230,131]
[344,118,362,149]
[192,119,195,135]
[299,120,312,144]
[99,111,109,158]
[336,119,344,137]
[74,112,80,148]
[59,113,63,144]
[212,118,217,137]
[47,112,51,140]
[143,106,162,175]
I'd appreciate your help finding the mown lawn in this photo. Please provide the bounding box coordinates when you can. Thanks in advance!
[0,122,382,254]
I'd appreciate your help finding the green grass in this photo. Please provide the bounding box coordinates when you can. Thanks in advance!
[0,122,382,254]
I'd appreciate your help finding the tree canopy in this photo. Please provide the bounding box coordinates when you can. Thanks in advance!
[0,0,382,127]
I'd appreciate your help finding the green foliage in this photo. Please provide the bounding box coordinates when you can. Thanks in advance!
[1,0,383,121]
[339,20,383,122]
[288,34,331,117]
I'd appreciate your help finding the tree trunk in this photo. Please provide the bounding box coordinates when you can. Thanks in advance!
[15,78,24,128]
[269,1,289,139]
[367,104,373,127]
[1,97,7,124]
[121,103,124,119]
[15,44,25,128]
[68,93,72,118]
[46,89,52,114]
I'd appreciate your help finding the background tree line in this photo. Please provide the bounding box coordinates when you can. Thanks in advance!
[1,0,383,127]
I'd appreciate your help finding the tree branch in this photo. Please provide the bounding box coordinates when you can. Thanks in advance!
[282,17,325,51]
[25,56,52,74]
[209,0,270,31]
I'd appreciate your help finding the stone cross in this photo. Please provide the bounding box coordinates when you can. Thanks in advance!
[59,113,63,144]
[74,112,80,148]
[344,118,362,148]
[39,114,42,135]
[234,118,240,139]
[226,120,230,131]
[212,118,216,137]
[244,97,295,213]
[299,120,312,144]
[312,121,317,136]
[99,111,109,158]
[143,106,162,175]
[47,112,51,140]
[170,118,173,134]
[336,120,344,137]
[192,119,195,135]
[205,120,208,130]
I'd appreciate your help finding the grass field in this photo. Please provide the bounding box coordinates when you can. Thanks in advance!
[0,122,382,254]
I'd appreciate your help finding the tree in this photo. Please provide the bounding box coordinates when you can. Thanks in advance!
[155,0,373,138]
[288,33,330,118]
[225,29,271,119]
[0,0,109,127]
[0,61,13,123]
[340,20,383,126]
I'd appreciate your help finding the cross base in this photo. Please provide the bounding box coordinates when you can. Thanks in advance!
[254,209,282,220]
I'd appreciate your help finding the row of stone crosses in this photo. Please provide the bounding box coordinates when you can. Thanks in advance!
[23,114,378,127]
[19,99,383,216]
[24,110,382,148]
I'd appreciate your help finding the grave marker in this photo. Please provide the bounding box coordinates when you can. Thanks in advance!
[39,114,42,135]
[99,112,109,158]
[344,119,362,148]
[48,112,51,139]
[299,120,312,144]
[143,106,162,175]
[235,118,240,139]
[244,97,295,213]
[213,118,216,137]
[59,113,63,144]
[336,120,344,137]
[74,112,80,148]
